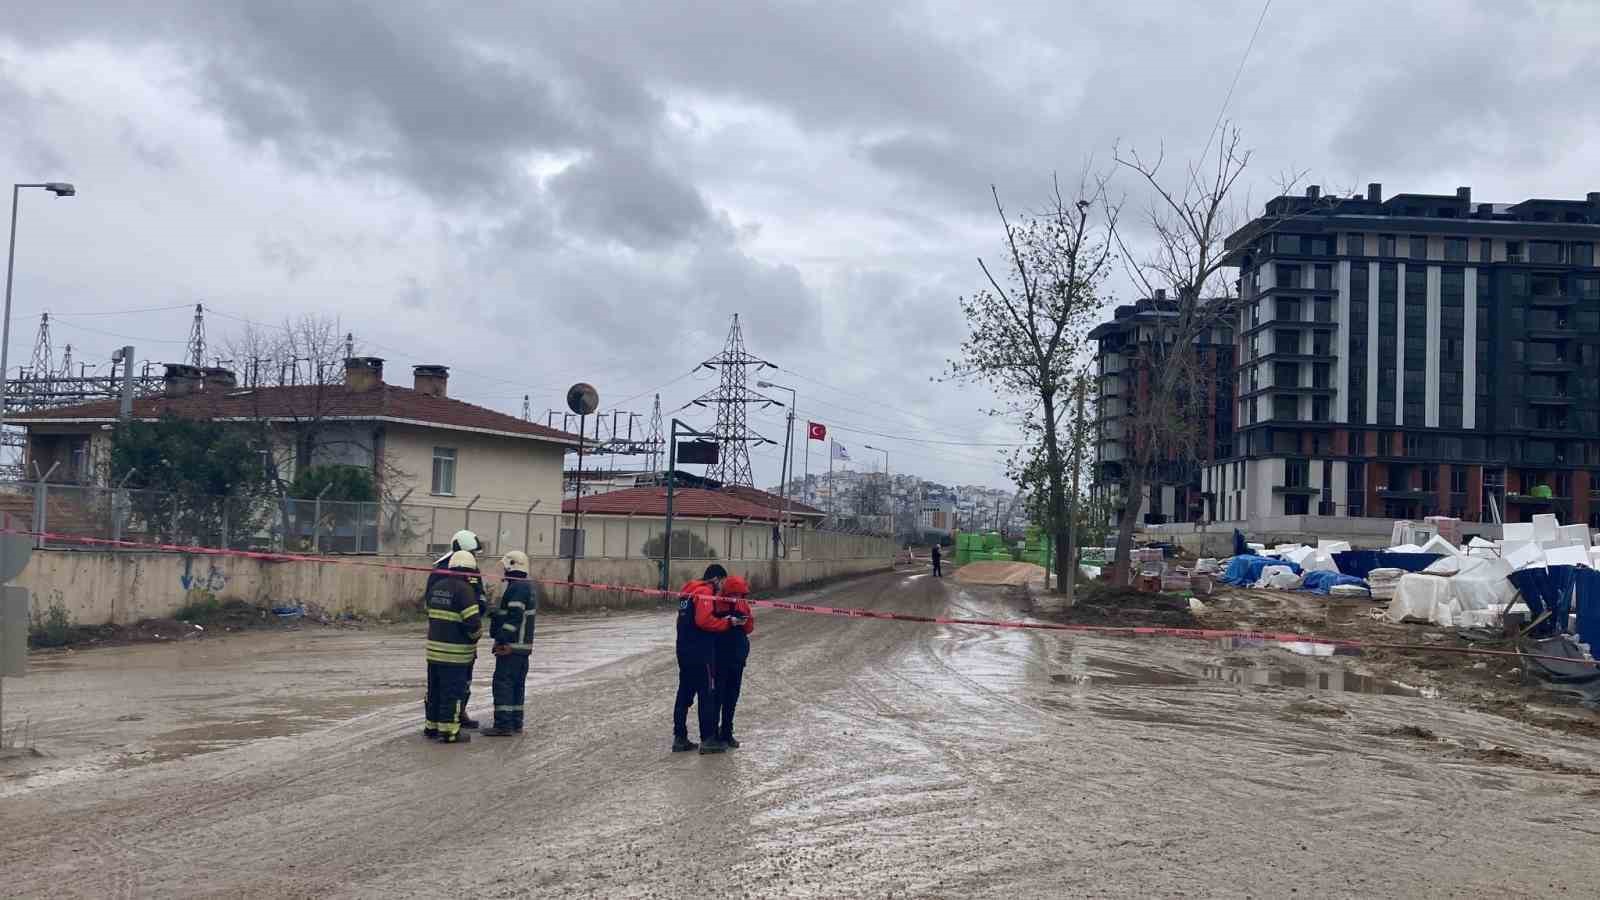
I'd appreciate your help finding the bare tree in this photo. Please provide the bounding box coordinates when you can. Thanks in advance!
[952,171,1118,595]
[1108,126,1321,584]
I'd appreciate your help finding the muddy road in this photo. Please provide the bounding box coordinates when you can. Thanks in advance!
[3,570,1599,898]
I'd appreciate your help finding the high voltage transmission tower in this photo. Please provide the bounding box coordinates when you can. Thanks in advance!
[521,394,531,421]
[646,393,664,474]
[689,313,777,486]
[187,303,206,367]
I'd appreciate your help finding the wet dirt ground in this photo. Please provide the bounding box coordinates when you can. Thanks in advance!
[3,570,1600,898]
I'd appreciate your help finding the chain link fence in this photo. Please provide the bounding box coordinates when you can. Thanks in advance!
[0,480,893,562]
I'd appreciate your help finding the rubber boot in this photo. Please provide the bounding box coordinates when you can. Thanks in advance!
[672,736,699,753]
[480,726,516,737]
[459,715,481,730]
[423,727,440,740]
[440,731,471,744]
[699,738,727,755]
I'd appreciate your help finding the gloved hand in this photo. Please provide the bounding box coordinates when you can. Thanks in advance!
[492,643,511,656]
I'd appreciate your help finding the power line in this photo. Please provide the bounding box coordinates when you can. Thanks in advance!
[1199,0,1271,162]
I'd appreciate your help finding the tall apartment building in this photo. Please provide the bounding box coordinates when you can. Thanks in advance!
[1204,183,1600,528]
[1091,294,1235,524]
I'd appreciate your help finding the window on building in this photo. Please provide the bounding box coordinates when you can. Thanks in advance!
[1313,332,1332,356]
[1532,275,1563,297]
[1313,363,1331,388]
[1276,234,1302,255]
[1529,241,1564,264]
[1573,243,1595,267]
[1512,340,1525,362]
[1581,278,1600,299]
[1275,362,1300,387]
[1314,265,1333,290]
[1444,237,1468,261]
[1404,401,1425,426]
[1506,240,1524,262]
[1376,234,1394,257]
[1378,399,1396,424]
[1274,395,1299,421]
[1278,264,1302,288]
[1276,329,1301,354]
[1347,233,1365,256]
[431,447,458,496]
[1479,238,1493,262]
[1312,396,1331,422]
[1409,236,1428,260]
[1421,467,1438,493]
[1578,310,1600,333]
[1314,297,1332,322]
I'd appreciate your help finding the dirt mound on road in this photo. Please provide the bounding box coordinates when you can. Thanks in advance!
[955,560,1048,587]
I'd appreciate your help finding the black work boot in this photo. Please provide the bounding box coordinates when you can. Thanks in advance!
[459,715,481,730]
[699,738,727,755]
[723,736,741,749]
[671,735,699,753]
[440,730,471,744]
[480,725,516,737]
[423,727,440,740]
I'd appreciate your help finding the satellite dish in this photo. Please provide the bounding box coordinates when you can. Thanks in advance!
[566,382,599,416]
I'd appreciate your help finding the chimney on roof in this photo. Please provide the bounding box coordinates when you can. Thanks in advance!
[1306,185,1320,200]
[1478,203,1494,218]
[1588,192,1600,205]
[1456,186,1471,203]
[1153,288,1166,301]
[162,363,203,398]
[413,365,449,398]
[1367,182,1382,202]
[202,367,237,392]
[344,356,384,393]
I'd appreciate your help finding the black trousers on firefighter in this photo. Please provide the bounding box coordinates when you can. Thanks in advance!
[717,657,745,741]
[425,661,472,740]
[672,650,718,741]
[460,657,475,722]
[492,652,530,731]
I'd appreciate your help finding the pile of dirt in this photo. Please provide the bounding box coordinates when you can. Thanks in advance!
[1029,582,1200,628]
[955,560,1047,587]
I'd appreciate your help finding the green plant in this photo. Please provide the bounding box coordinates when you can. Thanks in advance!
[174,593,259,626]
[641,530,718,560]
[289,464,377,502]
[28,601,76,649]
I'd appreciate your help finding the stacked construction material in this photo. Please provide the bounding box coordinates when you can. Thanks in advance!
[1366,567,1405,600]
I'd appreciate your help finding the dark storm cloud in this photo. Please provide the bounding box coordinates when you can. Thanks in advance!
[545,148,720,250]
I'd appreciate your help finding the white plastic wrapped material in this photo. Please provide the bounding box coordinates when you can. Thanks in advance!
[1421,534,1464,557]
[1247,542,1266,555]
[1367,567,1405,600]
[1503,522,1536,542]
[1316,540,1353,555]
[1254,565,1305,590]
[1386,573,1455,624]
[1423,556,1463,575]
[1302,551,1339,574]
[1079,565,1102,581]
[1194,558,1220,574]
[1282,546,1315,567]
[1450,556,1515,614]
[1389,543,1425,554]
[1532,514,1560,542]
[1329,583,1371,598]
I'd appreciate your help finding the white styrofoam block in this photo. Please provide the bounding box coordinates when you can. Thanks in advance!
[1558,524,1592,548]
[1504,522,1536,542]
[1546,545,1590,568]
[1532,513,1560,542]
[1317,540,1353,554]
[1505,541,1547,571]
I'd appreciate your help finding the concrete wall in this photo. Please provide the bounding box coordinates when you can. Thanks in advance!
[18,537,897,626]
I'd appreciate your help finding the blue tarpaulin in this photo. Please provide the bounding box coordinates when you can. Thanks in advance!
[1301,570,1371,596]
[1575,568,1600,648]
[1332,551,1442,579]
[1222,555,1302,587]
[1508,565,1581,638]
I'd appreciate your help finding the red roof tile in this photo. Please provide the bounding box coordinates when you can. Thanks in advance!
[723,485,825,517]
[563,487,789,522]
[8,383,582,444]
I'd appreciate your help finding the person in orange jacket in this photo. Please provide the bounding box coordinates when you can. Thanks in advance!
[672,564,729,753]
[713,575,756,749]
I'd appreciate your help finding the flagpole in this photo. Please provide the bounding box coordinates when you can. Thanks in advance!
[828,440,834,525]
[803,427,810,510]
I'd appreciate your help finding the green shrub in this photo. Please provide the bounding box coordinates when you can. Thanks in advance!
[28,601,77,649]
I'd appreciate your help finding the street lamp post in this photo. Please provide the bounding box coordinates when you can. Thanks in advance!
[2,182,76,436]
[756,379,796,556]
[863,444,889,536]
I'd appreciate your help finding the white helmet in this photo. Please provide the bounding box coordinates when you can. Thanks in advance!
[447,550,478,570]
[502,551,530,573]
[452,530,481,553]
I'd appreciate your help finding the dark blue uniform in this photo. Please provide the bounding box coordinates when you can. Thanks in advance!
[489,577,537,732]
[427,552,484,725]
[424,574,482,743]
[672,581,721,743]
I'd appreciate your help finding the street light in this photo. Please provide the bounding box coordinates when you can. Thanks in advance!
[756,379,797,555]
[2,182,77,436]
[863,444,890,534]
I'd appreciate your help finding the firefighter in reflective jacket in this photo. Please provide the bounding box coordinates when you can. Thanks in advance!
[713,575,756,748]
[482,551,537,737]
[672,564,727,754]
[424,550,482,744]
[425,529,485,729]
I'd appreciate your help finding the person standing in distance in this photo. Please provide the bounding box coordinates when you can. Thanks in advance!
[713,575,755,749]
[424,550,483,744]
[482,551,537,737]
[672,563,727,753]
[425,529,486,730]
[931,543,943,578]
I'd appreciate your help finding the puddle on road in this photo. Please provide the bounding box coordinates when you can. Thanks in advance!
[1053,644,1421,698]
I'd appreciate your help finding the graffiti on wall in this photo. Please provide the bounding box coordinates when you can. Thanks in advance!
[179,556,227,593]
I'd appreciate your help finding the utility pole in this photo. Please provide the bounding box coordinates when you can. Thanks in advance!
[1064,382,1086,603]
[690,314,778,485]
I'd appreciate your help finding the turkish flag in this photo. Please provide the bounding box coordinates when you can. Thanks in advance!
[807,422,826,441]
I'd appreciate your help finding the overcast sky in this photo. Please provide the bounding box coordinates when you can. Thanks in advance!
[3,1,1598,491]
